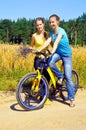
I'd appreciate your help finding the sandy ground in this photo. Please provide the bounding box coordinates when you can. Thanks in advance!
[0,89,86,130]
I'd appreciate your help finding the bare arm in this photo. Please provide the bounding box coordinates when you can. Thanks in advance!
[39,37,52,51]
[29,35,35,48]
[51,34,63,54]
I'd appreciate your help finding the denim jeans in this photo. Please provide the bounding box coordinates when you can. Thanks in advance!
[48,53,75,100]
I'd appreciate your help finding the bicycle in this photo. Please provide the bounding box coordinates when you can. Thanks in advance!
[16,49,79,110]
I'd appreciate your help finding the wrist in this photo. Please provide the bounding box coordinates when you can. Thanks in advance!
[51,51,54,55]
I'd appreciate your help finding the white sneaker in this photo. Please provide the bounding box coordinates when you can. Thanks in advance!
[57,78,63,85]
[70,100,75,107]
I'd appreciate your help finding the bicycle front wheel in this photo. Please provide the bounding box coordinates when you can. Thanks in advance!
[16,72,49,110]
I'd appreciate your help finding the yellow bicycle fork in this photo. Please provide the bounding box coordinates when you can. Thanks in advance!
[31,70,42,92]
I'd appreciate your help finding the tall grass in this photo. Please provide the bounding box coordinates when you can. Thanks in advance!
[0,43,34,90]
[72,46,86,88]
[0,43,86,90]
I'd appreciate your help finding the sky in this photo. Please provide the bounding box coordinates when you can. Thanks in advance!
[0,0,86,21]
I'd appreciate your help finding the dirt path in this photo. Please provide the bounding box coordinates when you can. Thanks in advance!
[0,89,86,130]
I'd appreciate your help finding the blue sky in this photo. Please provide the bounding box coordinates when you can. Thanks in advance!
[0,0,86,21]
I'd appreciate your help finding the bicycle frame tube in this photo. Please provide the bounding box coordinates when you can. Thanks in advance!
[47,67,56,88]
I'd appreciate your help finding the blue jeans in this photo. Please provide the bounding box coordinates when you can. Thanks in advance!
[48,53,75,100]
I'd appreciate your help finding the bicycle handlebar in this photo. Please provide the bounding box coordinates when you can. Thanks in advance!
[18,46,52,58]
[30,49,52,57]
[19,41,52,57]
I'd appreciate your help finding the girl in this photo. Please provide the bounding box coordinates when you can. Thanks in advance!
[39,14,75,107]
[30,17,51,104]
[30,17,48,50]
[30,17,50,80]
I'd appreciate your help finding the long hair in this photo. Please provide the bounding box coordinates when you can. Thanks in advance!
[35,17,48,39]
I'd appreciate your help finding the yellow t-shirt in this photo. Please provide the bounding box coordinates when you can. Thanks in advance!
[33,32,48,50]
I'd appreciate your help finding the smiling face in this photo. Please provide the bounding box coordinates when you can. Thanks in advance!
[49,16,60,30]
[36,20,44,33]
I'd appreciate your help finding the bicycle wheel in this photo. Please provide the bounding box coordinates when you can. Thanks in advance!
[60,70,79,100]
[16,72,49,110]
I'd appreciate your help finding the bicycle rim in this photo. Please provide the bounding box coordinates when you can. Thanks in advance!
[16,73,48,110]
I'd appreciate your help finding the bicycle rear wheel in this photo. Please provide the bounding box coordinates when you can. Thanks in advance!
[16,73,49,110]
[60,70,79,100]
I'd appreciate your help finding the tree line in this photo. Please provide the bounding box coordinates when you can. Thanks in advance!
[0,13,86,46]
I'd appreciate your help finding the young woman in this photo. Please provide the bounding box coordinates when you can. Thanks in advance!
[39,14,75,107]
[30,17,48,50]
[30,17,51,104]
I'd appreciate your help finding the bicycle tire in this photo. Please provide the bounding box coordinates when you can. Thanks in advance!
[16,72,49,110]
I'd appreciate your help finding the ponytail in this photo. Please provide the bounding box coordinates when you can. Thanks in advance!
[44,31,48,39]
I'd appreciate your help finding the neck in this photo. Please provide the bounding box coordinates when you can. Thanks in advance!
[54,26,59,34]
[38,29,44,34]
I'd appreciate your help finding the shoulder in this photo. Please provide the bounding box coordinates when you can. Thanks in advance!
[58,27,66,35]
[59,27,65,32]
[31,33,37,40]
[32,33,37,38]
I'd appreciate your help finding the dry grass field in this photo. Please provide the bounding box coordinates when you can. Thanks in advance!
[0,43,86,90]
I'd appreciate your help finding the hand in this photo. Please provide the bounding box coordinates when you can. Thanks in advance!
[29,46,33,49]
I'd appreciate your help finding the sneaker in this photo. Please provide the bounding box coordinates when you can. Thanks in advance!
[57,78,63,85]
[70,100,75,107]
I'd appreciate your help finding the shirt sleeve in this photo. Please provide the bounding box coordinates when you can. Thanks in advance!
[58,28,65,36]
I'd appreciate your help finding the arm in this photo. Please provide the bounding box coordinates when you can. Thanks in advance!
[39,37,52,51]
[29,35,35,48]
[51,34,63,54]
